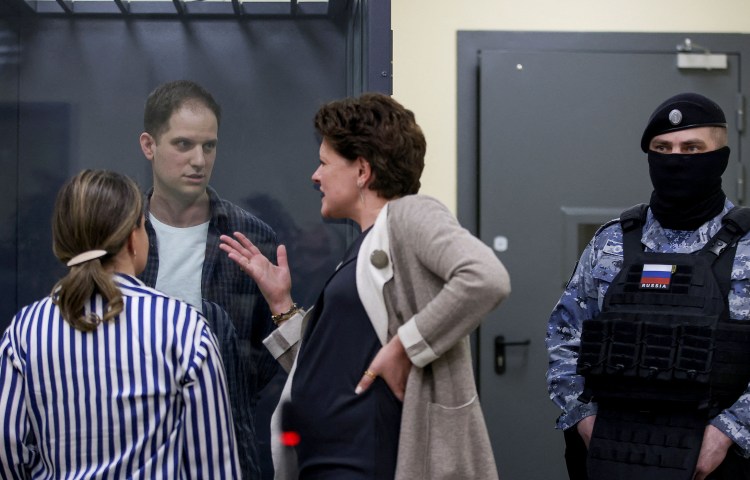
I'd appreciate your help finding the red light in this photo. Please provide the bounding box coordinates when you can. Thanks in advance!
[281,431,301,447]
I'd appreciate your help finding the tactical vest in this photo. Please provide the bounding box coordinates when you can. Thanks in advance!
[576,204,750,480]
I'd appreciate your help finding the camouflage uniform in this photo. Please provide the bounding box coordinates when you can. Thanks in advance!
[546,199,750,455]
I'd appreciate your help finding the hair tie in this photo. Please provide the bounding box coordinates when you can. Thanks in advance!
[67,249,108,267]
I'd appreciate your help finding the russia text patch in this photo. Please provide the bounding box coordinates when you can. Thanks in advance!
[640,264,675,290]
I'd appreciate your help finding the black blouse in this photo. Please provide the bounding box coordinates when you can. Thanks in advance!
[290,228,402,479]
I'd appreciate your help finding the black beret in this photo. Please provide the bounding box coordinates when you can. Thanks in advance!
[640,92,726,152]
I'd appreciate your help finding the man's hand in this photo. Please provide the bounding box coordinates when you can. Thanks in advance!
[577,415,596,449]
[355,335,411,401]
[693,424,733,480]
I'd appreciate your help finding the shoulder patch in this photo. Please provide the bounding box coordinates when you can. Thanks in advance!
[602,239,623,256]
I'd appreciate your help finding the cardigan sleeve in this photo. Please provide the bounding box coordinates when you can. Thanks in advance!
[262,310,307,372]
[392,196,510,367]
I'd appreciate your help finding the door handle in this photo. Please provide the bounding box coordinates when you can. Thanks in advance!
[495,335,531,375]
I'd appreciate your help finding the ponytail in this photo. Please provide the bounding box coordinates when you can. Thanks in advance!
[50,169,143,331]
[52,258,125,331]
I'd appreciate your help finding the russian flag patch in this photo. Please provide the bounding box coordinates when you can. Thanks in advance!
[640,264,675,290]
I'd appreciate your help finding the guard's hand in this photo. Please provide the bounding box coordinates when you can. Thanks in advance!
[355,335,411,401]
[576,415,596,449]
[693,424,733,480]
[219,232,293,314]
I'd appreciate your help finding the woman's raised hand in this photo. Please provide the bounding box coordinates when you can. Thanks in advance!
[219,232,294,314]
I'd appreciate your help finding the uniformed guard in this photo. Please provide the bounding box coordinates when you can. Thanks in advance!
[547,93,750,480]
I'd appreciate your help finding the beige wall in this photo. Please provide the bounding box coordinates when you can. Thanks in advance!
[391,0,750,211]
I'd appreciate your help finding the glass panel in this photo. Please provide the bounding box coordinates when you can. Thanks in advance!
[0,21,18,333]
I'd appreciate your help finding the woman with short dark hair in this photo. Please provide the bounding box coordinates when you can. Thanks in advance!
[221,93,511,479]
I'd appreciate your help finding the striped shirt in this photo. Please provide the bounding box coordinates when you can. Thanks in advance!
[0,273,241,479]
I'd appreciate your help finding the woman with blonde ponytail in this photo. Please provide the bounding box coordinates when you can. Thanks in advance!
[0,169,241,478]
[51,168,145,330]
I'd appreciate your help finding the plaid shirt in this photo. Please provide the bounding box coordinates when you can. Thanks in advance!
[140,186,279,479]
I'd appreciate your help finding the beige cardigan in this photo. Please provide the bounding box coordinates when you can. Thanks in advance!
[264,194,511,479]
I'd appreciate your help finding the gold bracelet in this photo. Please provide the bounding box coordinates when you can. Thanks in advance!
[271,302,300,326]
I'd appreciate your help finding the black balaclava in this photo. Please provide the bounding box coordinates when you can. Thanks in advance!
[648,146,729,230]
[641,92,729,230]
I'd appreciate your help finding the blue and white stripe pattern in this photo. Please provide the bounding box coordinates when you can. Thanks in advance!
[0,273,240,479]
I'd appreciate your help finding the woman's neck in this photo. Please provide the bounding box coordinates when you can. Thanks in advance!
[354,195,390,231]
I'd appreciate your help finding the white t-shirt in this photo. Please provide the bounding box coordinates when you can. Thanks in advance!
[150,213,209,311]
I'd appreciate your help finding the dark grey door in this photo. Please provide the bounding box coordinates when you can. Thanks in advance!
[478,50,742,479]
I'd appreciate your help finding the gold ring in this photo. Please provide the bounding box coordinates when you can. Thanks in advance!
[364,370,377,380]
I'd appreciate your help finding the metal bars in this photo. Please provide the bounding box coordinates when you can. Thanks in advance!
[1,0,331,17]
